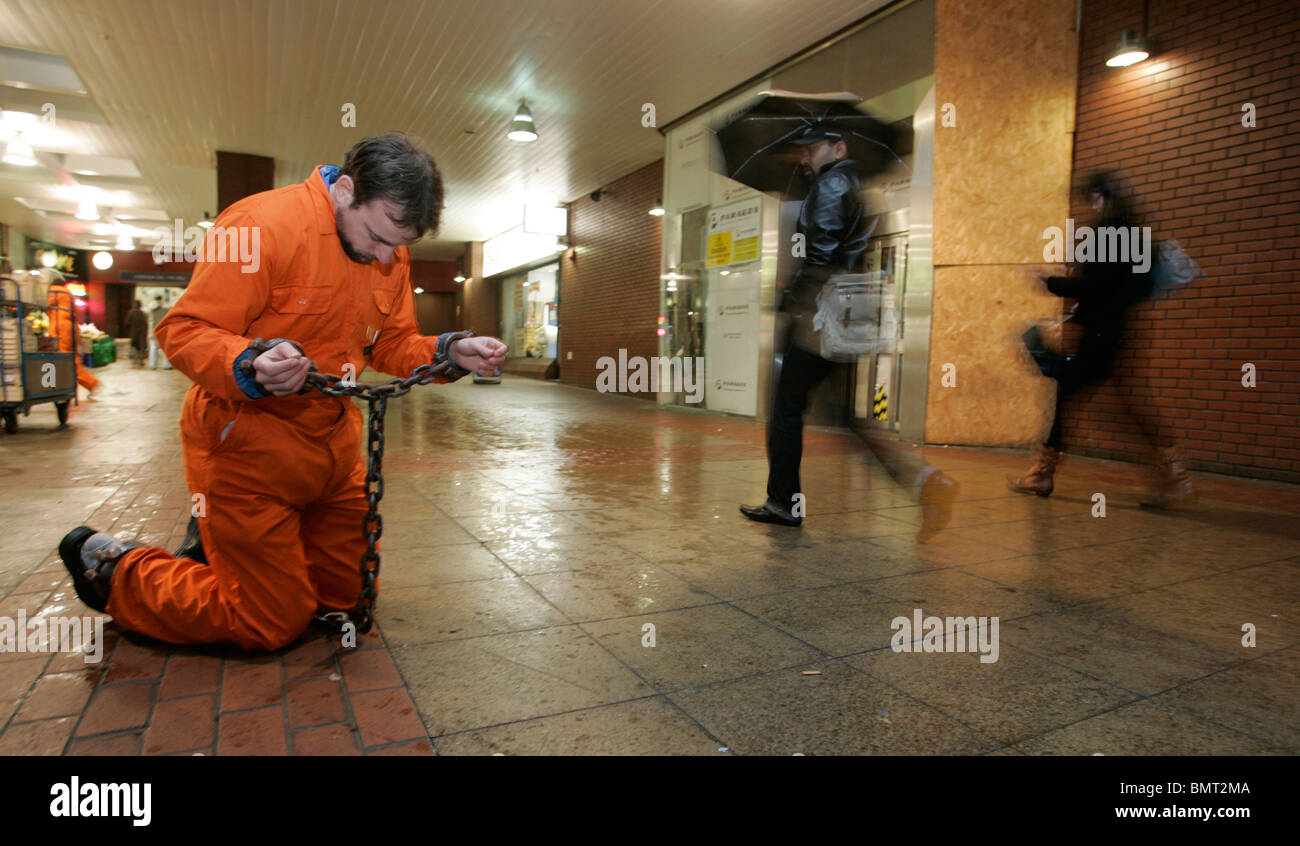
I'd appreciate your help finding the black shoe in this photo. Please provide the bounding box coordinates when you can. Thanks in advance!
[739,502,802,527]
[174,516,208,564]
[59,526,138,612]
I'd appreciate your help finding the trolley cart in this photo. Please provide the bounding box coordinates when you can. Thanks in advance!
[1,271,78,433]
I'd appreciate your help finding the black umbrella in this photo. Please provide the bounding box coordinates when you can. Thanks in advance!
[716,90,909,198]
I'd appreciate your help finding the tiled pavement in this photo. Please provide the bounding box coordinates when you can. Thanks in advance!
[0,358,1297,755]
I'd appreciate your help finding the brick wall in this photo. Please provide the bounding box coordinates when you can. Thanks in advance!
[1066,0,1299,483]
[559,160,664,393]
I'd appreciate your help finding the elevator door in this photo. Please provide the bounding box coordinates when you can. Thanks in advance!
[852,232,907,431]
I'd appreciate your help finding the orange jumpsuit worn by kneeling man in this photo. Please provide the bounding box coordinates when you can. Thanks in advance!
[108,165,463,650]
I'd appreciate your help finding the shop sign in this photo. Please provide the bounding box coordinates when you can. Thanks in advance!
[483,225,558,277]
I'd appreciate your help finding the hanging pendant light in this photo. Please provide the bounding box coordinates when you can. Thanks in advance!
[508,101,538,143]
[1105,28,1151,67]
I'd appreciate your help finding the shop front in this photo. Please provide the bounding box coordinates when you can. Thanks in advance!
[482,218,564,378]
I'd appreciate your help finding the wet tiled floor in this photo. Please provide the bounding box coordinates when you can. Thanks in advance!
[1,358,1296,755]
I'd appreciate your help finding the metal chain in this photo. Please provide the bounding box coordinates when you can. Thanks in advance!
[273,331,476,637]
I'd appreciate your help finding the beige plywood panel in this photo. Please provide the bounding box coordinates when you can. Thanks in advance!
[933,0,1077,266]
[924,264,1062,446]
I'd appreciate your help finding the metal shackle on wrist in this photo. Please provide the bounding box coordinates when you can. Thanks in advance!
[435,330,476,379]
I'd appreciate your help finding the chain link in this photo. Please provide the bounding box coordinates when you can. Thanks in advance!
[284,331,475,636]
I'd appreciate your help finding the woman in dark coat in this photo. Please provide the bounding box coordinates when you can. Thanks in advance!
[126,299,149,367]
[1010,172,1194,507]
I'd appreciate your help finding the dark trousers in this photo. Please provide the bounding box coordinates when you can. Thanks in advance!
[766,344,834,510]
[765,322,935,511]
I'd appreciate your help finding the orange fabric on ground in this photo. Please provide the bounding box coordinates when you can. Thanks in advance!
[108,166,446,650]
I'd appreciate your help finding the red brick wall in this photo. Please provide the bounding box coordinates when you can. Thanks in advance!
[1066,0,1299,483]
[559,160,664,393]
[408,260,459,293]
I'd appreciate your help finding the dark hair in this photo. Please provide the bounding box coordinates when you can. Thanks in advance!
[341,133,444,238]
[1082,170,1138,227]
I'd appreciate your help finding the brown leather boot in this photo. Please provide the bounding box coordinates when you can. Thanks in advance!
[916,469,961,544]
[1008,445,1060,497]
[1140,447,1197,508]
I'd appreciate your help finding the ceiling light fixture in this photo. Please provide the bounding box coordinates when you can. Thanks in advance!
[116,234,135,251]
[92,251,113,270]
[649,199,665,217]
[2,132,37,167]
[507,101,538,143]
[198,211,214,229]
[413,286,424,294]
[75,200,100,221]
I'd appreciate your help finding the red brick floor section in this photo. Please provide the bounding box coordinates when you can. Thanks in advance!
[0,602,429,755]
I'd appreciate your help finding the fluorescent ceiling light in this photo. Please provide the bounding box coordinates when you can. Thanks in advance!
[2,133,37,166]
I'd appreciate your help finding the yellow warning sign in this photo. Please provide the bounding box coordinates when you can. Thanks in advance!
[706,231,733,268]
[731,235,759,264]
[706,198,761,269]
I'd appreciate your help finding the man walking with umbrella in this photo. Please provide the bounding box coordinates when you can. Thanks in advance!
[739,118,959,535]
[741,121,869,526]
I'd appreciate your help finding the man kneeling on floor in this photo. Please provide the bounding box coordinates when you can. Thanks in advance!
[59,133,507,651]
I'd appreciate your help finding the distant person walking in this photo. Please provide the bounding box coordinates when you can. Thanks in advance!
[1010,171,1195,508]
[126,299,149,367]
[147,295,172,370]
[47,277,100,394]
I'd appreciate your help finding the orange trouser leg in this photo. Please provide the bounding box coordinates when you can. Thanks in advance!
[106,393,359,650]
[77,366,99,392]
[300,454,371,614]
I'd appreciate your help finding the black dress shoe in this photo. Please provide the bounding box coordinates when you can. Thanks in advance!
[739,502,802,527]
[174,516,208,564]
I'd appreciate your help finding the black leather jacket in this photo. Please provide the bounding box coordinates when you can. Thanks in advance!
[782,158,873,312]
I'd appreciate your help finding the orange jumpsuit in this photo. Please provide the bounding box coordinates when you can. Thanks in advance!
[107,166,451,650]
[47,282,99,392]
